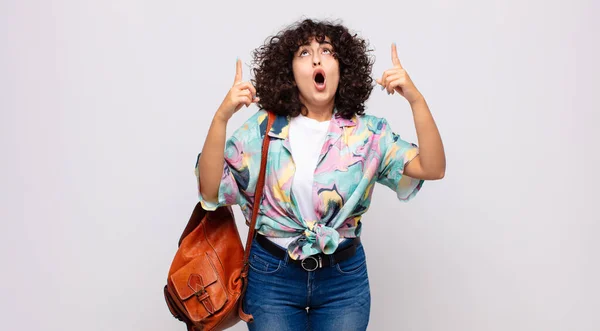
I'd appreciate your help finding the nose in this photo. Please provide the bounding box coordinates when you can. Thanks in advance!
[312,54,321,66]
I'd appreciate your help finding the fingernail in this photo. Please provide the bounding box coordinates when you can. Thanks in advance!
[380,85,385,91]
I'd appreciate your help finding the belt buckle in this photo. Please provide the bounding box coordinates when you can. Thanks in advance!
[301,256,321,272]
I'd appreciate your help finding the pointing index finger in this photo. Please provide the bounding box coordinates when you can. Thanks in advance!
[234,58,243,85]
[391,43,402,68]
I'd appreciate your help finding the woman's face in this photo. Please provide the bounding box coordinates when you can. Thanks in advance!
[292,37,340,110]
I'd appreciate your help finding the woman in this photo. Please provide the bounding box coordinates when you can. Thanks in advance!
[196,18,445,330]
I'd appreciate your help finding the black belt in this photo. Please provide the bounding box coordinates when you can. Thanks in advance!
[255,233,361,272]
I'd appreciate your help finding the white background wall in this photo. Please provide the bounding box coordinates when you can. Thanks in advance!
[2,0,598,330]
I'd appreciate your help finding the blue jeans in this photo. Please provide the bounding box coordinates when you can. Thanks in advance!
[242,238,371,331]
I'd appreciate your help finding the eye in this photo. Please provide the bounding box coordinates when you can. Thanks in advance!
[299,50,309,56]
[322,48,332,55]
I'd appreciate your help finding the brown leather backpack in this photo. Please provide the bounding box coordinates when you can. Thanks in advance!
[163,112,275,331]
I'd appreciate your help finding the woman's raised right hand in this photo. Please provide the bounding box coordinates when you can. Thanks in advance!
[215,58,259,122]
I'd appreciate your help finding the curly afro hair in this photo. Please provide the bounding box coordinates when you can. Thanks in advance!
[251,18,375,120]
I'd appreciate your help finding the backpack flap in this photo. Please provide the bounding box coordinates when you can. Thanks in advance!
[170,254,228,322]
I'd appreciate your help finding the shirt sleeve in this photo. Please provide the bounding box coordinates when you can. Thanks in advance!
[376,118,424,201]
[194,135,251,211]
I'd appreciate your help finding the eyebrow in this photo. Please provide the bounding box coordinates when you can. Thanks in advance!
[319,41,333,46]
[297,41,334,51]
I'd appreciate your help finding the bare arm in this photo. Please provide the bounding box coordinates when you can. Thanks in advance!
[404,97,446,180]
[377,43,446,180]
[198,115,229,203]
[198,59,258,204]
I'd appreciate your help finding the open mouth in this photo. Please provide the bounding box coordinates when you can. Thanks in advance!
[313,69,326,91]
[315,73,325,84]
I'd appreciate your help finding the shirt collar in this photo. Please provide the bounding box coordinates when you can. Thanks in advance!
[266,110,357,140]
